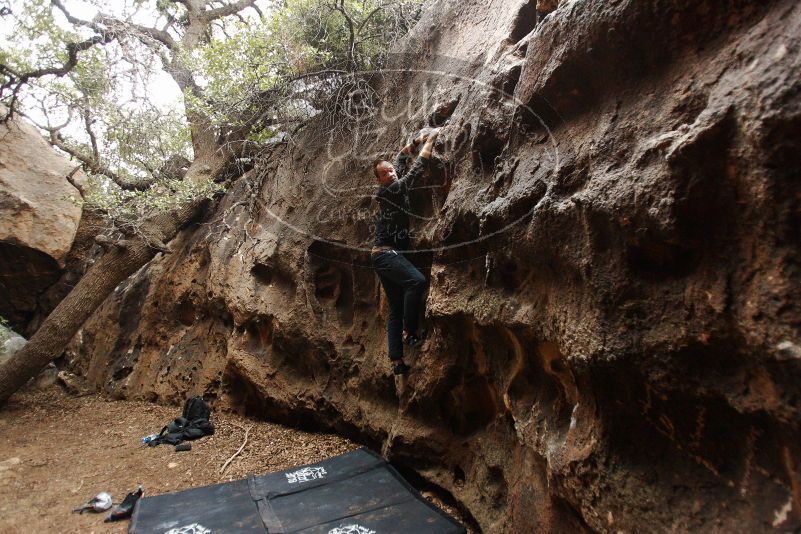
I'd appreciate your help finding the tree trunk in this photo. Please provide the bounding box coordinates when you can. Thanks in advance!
[0,153,226,405]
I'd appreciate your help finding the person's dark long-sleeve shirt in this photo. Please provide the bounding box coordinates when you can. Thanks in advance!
[373,151,427,250]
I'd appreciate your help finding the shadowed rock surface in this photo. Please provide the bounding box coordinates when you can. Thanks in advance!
[65,0,801,531]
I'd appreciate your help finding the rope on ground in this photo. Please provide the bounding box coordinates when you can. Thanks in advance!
[220,423,253,475]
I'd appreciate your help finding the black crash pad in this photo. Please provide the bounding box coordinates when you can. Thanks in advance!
[129,447,466,534]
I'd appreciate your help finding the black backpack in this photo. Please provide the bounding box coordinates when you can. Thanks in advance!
[182,395,211,422]
[150,396,215,447]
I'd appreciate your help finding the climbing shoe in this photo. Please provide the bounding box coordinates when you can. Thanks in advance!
[391,361,410,375]
[403,329,425,348]
[392,361,409,395]
[105,486,143,522]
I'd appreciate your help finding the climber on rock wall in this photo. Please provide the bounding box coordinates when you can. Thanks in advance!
[371,127,441,381]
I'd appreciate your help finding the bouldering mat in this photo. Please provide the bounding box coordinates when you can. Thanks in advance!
[129,447,466,534]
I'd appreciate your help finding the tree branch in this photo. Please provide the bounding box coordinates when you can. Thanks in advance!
[82,105,100,161]
[330,0,357,70]
[51,133,153,191]
[356,6,382,32]
[0,32,114,119]
[52,0,99,30]
[127,22,177,49]
[23,108,152,192]
[65,165,86,198]
[55,0,177,50]
[203,0,258,21]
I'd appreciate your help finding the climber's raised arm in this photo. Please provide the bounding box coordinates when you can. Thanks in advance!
[398,128,440,188]
[419,128,440,158]
[393,131,428,178]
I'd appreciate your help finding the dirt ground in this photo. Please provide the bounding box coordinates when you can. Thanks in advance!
[0,387,467,533]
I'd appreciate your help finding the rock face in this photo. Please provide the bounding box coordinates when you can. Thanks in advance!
[0,114,85,331]
[69,0,801,532]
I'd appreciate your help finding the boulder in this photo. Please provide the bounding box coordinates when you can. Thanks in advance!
[0,112,85,330]
[0,324,26,366]
[68,0,801,532]
[1,324,71,390]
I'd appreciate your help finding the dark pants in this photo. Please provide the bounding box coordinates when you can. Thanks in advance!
[372,250,426,360]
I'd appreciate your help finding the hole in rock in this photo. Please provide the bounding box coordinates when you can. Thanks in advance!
[314,263,341,300]
[507,358,570,427]
[351,264,377,312]
[176,298,196,326]
[273,332,332,380]
[117,274,150,332]
[445,374,498,436]
[628,111,736,280]
[517,99,552,135]
[207,298,234,328]
[594,355,777,494]
[428,96,460,127]
[409,157,449,222]
[453,466,466,485]
[445,210,480,247]
[487,253,522,293]
[552,156,589,195]
[502,65,522,97]
[251,261,296,292]
[472,123,506,173]
[251,263,272,284]
[764,116,801,246]
[483,465,508,506]
[510,0,537,43]
[112,365,134,381]
[438,210,487,264]
[451,122,472,157]
[478,175,543,243]
[244,317,273,350]
[390,462,482,533]
[308,240,359,326]
[0,242,62,331]
[626,238,700,279]
[222,359,384,450]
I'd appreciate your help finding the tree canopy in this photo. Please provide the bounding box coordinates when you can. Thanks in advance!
[0,0,421,228]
